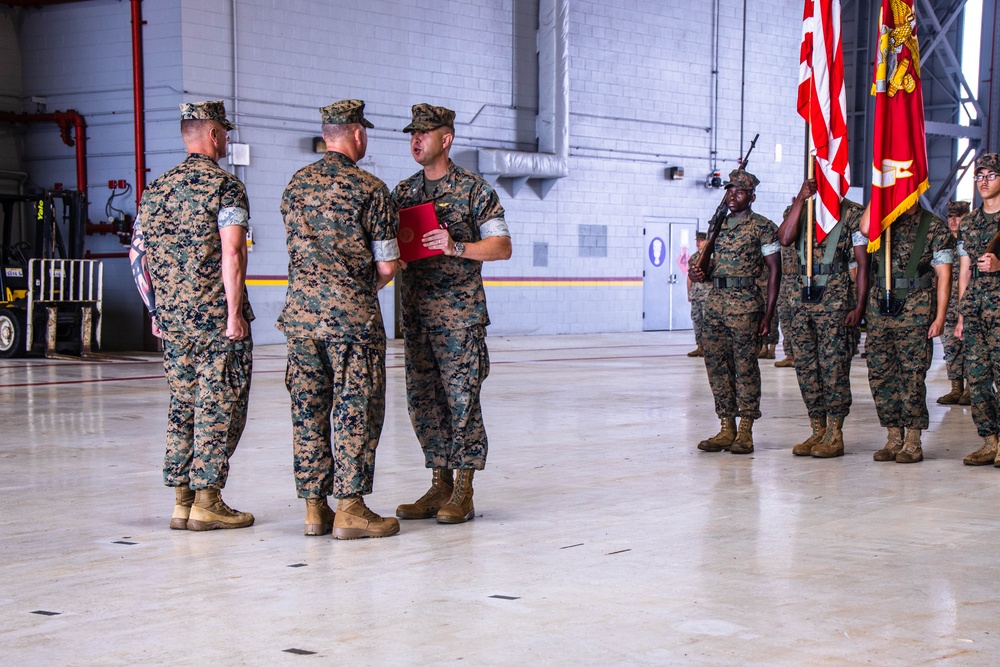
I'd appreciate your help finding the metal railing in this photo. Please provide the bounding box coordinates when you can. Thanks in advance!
[27,259,104,354]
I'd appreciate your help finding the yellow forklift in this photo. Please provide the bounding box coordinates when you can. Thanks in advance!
[0,189,103,358]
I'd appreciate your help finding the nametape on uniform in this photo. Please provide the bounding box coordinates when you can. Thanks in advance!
[398,202,444,263]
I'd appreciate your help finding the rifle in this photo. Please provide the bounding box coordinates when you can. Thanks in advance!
[695,133,760,278]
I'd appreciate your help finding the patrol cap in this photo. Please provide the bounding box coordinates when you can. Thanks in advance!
[976,152,1000,173]
[320,99,375,128]
[696,231,707,241]
[946,200,971,218]
[180,100,235,130]
[402,103,456,133]
[723,168,759,191]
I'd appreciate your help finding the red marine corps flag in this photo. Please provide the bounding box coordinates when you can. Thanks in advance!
[867,0,929,251]
[797,0,850,243]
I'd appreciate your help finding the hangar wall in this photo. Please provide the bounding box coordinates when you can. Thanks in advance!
[7,0,806,348]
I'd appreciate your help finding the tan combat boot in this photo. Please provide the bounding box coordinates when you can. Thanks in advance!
[333,496,400,539]
[731,418,755,454]
[687,345,704,358]
[812,417,845,458]
[187,488,255,531]
[937,379,964,405]
[963,434,999,466]
[396,468,454,519]
[304,497,335,536]
[774,355,795,368]
[896,428,923,463]
[698,418,737,452]
[792,416,827,456]
[757,344,775,359]
[959,385,971,406]
[437,469,476,524]
[873,427,904,462]
[169,484,195,530]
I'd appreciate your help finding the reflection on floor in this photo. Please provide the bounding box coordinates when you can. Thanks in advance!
[1,332,996,665]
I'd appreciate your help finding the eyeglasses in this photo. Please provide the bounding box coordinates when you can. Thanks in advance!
[974,173,999,182]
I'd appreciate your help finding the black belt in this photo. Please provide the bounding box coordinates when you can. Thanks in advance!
[873,274,933,290]
[799,261,848,276]
[971,267,1000,279]
[713,276,756,288]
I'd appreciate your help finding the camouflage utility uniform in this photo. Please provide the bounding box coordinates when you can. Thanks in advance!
[777,244,799,356]
[689,249,711,349]
[941,251,965,381]
[138,153,254,490]
[784,200,865,421]
[278,151,399,499]
[392,160,509,470]
[957,205,1000,438]
[702,209,780,420]
[866,208,954,430]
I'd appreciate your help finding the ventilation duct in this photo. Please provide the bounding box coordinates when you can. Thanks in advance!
[478,0,568,198]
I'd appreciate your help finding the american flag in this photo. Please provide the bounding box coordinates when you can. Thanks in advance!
[797,0,851,243]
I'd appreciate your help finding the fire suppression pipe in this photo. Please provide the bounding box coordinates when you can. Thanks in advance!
[0,109,87,195]
[131,0,147,209]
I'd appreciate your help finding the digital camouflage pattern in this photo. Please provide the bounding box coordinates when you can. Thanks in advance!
[941,236,966,381]
[391,160,507,333]
[866,208,954,328]
[781,200,865,419]
[286,340,385,497]
[702,208,779,420]
[957,206,1000,436]
[161,330,252,489]
[180,100,235,129]
[319,99,374,127]
[279,150,398,498]
[776,244,798,354]
[277,151,397,346]
[943,201,970,380]
[138,153,254,332]
[403,103,456,133]
[689,249,712,347]
[405,327,490,469]
[392,159,507,469]
[866,207,954,428]
[139,151,254,491]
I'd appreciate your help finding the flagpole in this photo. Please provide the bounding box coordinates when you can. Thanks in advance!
[806,150,815,284]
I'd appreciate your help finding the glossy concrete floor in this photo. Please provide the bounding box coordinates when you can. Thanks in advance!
[2,331,999,666]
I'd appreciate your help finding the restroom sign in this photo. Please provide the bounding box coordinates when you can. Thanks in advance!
[648,237,666,267]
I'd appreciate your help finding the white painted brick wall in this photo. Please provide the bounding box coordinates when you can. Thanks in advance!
[11,0,807,347]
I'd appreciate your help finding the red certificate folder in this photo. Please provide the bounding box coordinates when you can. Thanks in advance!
[397,202,443,263]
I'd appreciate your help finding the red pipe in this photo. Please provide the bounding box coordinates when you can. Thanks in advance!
[131,0,147,209]
[0,110,87,195]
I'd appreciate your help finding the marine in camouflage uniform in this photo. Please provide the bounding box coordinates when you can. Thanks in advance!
[687,232,710,356]
[866,205,954,463]
[129,100,255,530]
[773,244,799,366]
[278,100,401,539]
[392,104,512,524]
[955,153,1000,466]
[776,179,868,458]
[689,168,781,454]
[936,200,971,405]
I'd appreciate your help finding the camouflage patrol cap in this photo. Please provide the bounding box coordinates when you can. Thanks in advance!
[402,104,456,133]
[180,100,235,130]
[696,231,707,241]
[320,100,374,128]
[723,168,760,191]
[946,200,971,218]
[976,153,1000,173]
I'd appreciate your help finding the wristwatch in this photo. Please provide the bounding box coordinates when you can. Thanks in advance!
[453,241,465,258]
